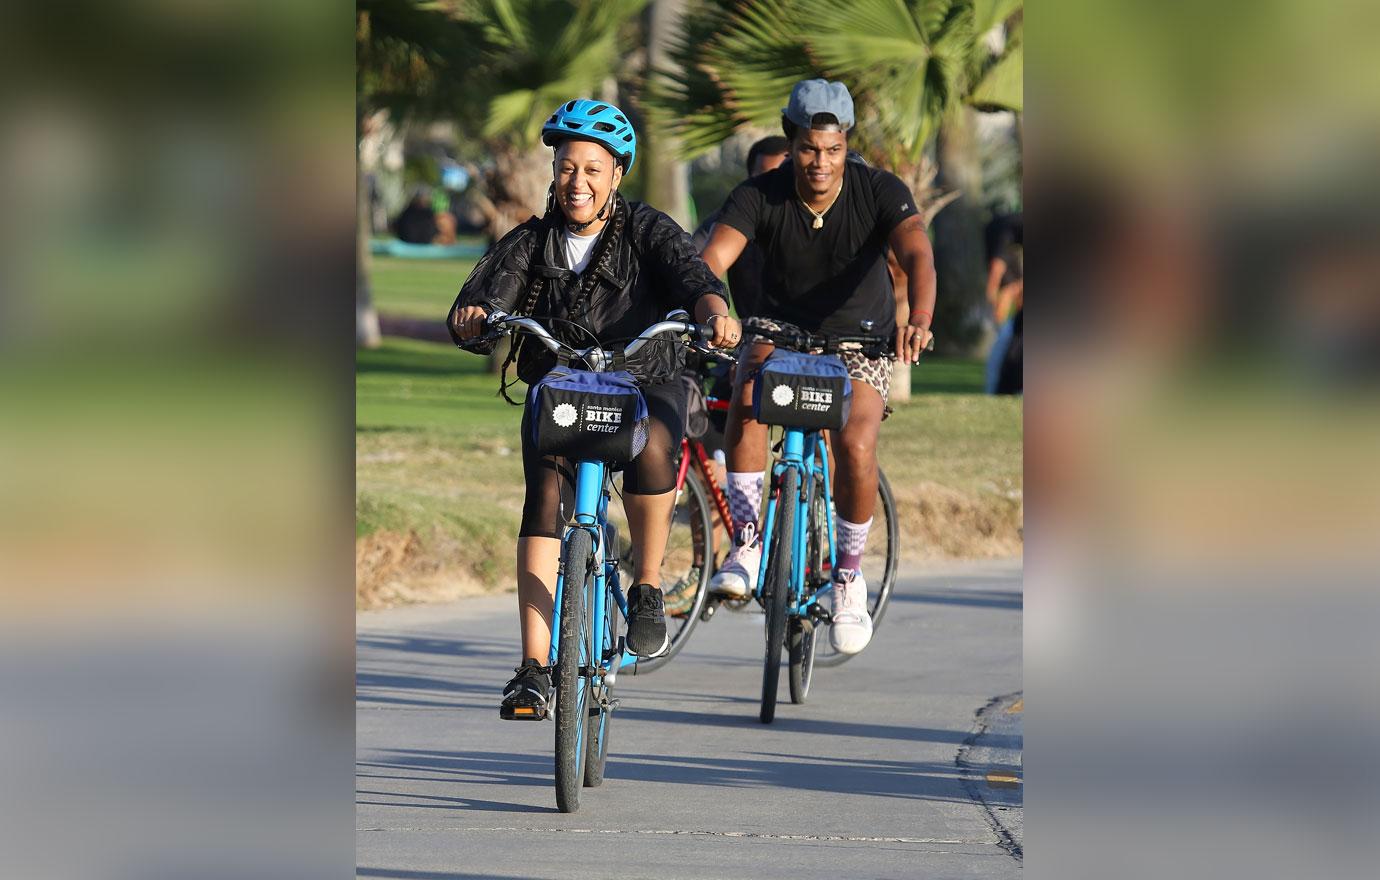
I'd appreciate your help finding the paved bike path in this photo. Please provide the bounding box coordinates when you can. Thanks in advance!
[357,557,1023,879]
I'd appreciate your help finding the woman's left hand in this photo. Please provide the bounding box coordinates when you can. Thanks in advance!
[706,314,743,350]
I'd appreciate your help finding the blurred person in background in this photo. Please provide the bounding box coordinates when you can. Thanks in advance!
[447,99,739,719]
[985,210,1023,395]
[692,135,791,321]
[391,188,440,244]
[699,79,935,654]
[689,136,792,496]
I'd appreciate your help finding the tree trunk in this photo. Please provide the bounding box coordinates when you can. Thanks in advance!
[931,108,987,355]
[357,146,381,349]
[471,143,549,373]
[642,0,692,227]
[476,142,553,241]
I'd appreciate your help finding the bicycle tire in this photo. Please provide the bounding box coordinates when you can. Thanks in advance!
[584,535,616,787]
[814,466,900,667]
[555,527,593,813]
[760,468,796,724]
[627,469,713,674]
[787,618,816,703]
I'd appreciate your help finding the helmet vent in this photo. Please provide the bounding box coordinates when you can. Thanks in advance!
[614,115,627,124]
[564,121,581,129]
[622,134,633,142]
[592,121,616,133]
[565,101,576,112]
[590,104,609,114]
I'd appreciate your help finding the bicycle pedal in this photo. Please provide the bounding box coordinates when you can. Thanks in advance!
[499,705,549,721]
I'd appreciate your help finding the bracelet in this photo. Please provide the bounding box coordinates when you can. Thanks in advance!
[706,314,729,324]
[910,310,932,324]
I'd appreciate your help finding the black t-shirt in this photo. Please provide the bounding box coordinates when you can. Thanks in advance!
[717,161,918,336]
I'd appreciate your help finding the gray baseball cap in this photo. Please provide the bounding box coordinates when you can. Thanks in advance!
[782,79,855,130]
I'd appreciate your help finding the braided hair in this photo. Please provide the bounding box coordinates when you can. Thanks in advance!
[496,186,629,404]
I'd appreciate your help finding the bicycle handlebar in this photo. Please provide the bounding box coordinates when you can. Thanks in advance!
[743,322,898,360]
[483,310,713,371]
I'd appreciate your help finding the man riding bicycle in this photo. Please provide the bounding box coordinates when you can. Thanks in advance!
[448,99,740,719]
[699,79,937,655]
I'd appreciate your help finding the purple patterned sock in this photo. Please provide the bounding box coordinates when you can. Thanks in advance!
[835,515,872,574]
[726,471,764,541]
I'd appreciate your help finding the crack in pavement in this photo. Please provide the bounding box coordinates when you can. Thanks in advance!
[956,691,1024,861]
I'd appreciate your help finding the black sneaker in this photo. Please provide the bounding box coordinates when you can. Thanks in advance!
[499,658,551,720]
[626,584,670,658]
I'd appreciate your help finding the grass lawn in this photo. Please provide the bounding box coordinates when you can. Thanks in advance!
[358,256,1022,607]
[366,255,477,319]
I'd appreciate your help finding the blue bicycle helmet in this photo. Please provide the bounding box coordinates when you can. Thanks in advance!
[541,99,637,173]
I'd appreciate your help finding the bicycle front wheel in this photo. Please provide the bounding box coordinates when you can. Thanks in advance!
[555,527,593,813]
[815,466,900,667]
[760,468,796,724]
[584,542,617,788]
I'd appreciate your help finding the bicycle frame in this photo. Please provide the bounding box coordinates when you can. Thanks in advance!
[754,427,837,616]
[675,437,734,537]
[549,459,630,675]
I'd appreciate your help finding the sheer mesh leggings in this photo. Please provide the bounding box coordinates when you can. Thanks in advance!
[518,378,687,539]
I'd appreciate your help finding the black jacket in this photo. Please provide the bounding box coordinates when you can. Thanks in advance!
[449,198,723,384]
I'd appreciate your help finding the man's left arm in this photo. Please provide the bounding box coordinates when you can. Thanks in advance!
[888,214,937,363]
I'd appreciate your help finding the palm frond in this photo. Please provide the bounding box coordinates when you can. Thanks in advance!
[968,39,1021,111]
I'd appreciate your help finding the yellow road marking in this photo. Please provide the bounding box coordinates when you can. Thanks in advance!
[986,772,1021,788]
[1006,698,1023,714]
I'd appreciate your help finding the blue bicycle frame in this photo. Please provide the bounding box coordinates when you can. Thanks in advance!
[549,460,631,677]
[754,428,836,612]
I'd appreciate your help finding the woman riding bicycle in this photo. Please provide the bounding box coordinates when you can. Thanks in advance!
[447,99,741,719]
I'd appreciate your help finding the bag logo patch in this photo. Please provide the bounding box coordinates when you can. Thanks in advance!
[583,405,623,433]
[552,403,578,427]
[799,386,834,412]
[771,384,795,406]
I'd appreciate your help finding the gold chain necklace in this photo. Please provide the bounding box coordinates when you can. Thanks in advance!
[797,177,843,229]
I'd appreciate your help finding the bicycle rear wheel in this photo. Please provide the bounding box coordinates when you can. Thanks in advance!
[787,618,816,703]
[815,466,900,667]
[760,468,796,724]
[617,469,713,674]
[554,528,593,813]
[584,548,616,788]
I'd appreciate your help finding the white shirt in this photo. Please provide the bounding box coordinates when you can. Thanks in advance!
[562,228,602,274]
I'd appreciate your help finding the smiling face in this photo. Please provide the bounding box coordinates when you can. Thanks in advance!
[553,139,624,229]
[790,127,847,200]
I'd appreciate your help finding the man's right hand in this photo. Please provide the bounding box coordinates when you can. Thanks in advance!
[451,305,489,341]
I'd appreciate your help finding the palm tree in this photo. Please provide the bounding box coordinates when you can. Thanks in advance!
[360,0,651,239]
[645,0,1019,184]
[357,0,651,349]
[643,0,1022,356]
[357,0,486,347]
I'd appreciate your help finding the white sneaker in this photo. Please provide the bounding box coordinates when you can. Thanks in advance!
[828,569,873,654]
[709,522,761,599]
